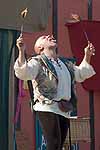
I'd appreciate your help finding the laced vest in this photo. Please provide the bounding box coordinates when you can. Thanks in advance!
[29,54,77,111]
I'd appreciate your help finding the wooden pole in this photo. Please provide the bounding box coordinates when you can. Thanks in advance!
[52,0,58,54]
[89,91,95,150]
[88,1,95,150]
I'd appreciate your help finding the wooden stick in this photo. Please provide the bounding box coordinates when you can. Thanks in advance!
[71,13,89,42]
[20,8,28,36]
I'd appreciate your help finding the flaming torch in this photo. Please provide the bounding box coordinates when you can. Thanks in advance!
[20,8,28,36]
[71,13,95,55]
[71,13,89,42]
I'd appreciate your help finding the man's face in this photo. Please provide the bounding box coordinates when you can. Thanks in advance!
[36,35,57,49]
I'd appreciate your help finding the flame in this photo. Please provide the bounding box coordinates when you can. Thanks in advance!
[21,8,28,18]
[71,13,81,21]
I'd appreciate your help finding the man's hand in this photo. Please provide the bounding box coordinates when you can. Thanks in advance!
[84,41,95,64]
[84,41,95,56]
[16,35,26,52]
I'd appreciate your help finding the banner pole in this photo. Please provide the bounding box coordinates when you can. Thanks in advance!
[88,1,95,150]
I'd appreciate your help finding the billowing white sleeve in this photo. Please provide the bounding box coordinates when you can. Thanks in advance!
[14,58,39,80]
[74,59,96,82]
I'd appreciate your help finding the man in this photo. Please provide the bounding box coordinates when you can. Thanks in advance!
[14,34,96,150]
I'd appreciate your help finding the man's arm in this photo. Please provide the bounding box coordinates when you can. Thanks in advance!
[16,35,26,66]
[74,42,96,82]
[14,35,39,81]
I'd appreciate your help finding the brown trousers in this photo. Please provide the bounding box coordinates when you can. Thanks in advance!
[37,111,69,150]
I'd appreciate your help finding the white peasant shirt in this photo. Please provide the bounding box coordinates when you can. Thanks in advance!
[14,57,96,118]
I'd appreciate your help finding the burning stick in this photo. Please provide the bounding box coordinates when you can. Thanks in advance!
[71,14,95,55]
[20,8,28,36]
[71,13,89,42]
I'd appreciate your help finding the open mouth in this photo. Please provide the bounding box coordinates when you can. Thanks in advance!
[51,40,56,43]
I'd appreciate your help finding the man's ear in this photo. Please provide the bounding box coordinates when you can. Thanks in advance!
[34,44,44,54]
[39,47,44,54]
[38,46,44,51]
[38,46,44,53]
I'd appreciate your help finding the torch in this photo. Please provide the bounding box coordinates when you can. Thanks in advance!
[71,13,90,43]
[71,14,95,55]
[66,13,95,55]
[20,8,28,36]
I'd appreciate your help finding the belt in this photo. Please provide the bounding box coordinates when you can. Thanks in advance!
[42,99,69,105]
